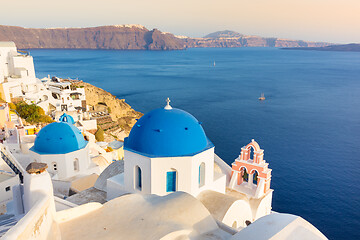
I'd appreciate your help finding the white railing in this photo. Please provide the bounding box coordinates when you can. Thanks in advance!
[2,193,58,240]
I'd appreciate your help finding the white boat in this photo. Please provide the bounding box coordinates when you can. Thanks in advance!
[259,93,265,101]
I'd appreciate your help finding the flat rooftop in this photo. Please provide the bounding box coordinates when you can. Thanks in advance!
[0,172,15,182]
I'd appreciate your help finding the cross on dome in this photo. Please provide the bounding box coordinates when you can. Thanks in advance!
[164,97,172,110]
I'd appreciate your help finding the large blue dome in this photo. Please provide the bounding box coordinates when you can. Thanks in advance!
[31,122,88,154]
[124,107,213,157]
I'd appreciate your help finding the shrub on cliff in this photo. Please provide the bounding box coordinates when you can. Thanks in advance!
[15,101,53,124]
[95,127,104,142]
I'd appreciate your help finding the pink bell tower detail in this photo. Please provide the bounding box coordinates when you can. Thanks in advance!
[229,139,272,199]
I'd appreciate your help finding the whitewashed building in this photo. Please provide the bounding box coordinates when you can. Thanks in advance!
[44,77,86,112]
[0,42,52,106]
[0,156,20,211]
[121,99,226,197]
[0,42,86,115]
[0,99,328,239]
[105,99,275,229]
[29,114,99,180]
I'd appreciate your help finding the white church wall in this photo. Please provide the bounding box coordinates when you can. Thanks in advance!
[124,150,151,194]
[30,145,90,180]
[190,148,216,196]
[150,155,193,196]
[123,148,226,197]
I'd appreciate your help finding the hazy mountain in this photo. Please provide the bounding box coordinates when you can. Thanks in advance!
[282,43,360,52]
[0,25,331,50]
[183,30,330,48]
[203,30,244,39]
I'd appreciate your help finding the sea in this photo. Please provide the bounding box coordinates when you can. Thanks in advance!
[28,48,360,239]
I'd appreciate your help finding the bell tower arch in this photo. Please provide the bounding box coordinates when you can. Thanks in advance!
[229,139,272,199]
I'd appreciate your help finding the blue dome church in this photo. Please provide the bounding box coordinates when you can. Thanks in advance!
[122,98,226,197]
[29,113,95,180]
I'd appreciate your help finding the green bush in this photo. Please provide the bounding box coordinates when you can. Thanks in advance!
[15,101,53,124]
[95,127,104,142]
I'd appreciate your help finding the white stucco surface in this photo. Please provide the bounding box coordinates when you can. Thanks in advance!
[230,213,328,240]
[58,191,228,240]
[198,190,252,229]
[124,147,225,197]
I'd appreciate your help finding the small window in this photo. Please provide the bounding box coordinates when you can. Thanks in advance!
[199,162,205,187]
[74,158,79,172]
[5,186,10,192]
[166,170,177,192]
[134,166,142,191]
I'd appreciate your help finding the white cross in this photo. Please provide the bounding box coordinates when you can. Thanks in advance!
[164,97,172,110]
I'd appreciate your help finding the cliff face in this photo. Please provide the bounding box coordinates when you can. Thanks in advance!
[0,25,330,50]
[0,25,185,50]
[72,81,142,133]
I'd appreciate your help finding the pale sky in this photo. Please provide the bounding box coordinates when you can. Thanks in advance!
[1,0,359,43]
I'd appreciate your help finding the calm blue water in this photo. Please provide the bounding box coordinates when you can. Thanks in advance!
[29,48,360,239]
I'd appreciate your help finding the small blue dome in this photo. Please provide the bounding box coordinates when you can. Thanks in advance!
[59,113,75,124]
[124,107,213,157]
[31,122,87,154]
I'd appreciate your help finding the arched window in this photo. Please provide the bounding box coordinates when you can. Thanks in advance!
[253,170,259,185]
[241,167,248,182]
[199,162,205,187]
[166,169,177,192]
[249,146,254,161]
[134,166,142,191]
[73,158,79,172]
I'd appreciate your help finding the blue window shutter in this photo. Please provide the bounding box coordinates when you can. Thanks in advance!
[138,167,142,189]
[166,171,176,192]
[199,166,201,184]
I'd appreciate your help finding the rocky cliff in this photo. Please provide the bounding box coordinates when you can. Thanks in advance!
[0,25,185,50]
[0,25,331,50]
[72,81,142,134]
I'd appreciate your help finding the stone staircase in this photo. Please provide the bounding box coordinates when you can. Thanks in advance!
[0,214,22,238]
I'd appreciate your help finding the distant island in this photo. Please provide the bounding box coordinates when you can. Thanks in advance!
[0,25,330,50]
[282,43,360,52]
